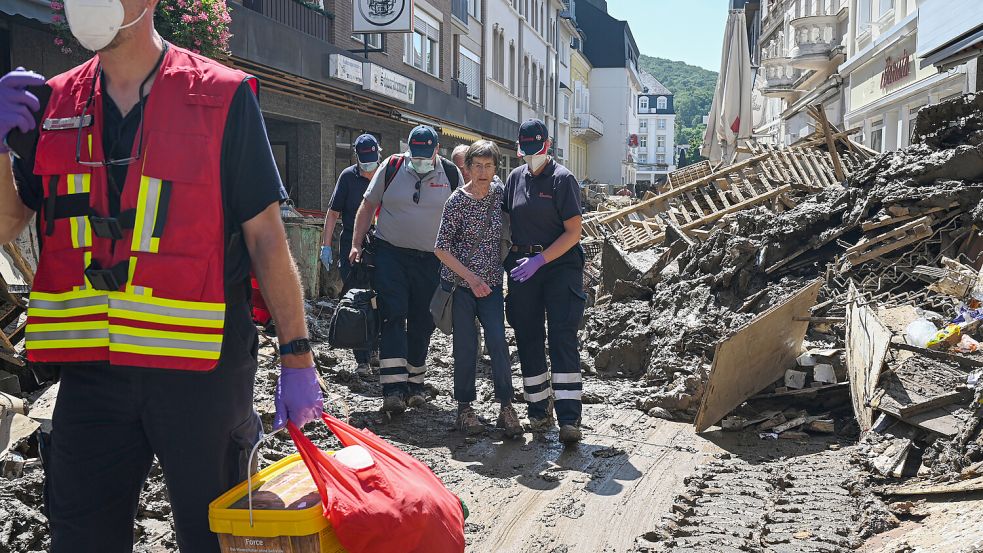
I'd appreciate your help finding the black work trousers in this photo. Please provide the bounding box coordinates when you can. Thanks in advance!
[340,230,370,364]
[505,246,587,426]
[372,239,440,398]
[44,302,262,553]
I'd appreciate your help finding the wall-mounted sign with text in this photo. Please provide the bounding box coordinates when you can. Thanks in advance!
[329,54,364,86]
[353,0,414,33]
[363,63,416,104]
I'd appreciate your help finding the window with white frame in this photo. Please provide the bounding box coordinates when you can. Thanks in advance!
[459,47,481,101]
[858,0,872,33]
[469,0,481,20]
[878,0,894,18]
[870,120,884,152]
[656,135,666,149]
[639,120,647,131]
[352,33,382,49]
[657,96,667,110]
[658,118,666,130]
[639,135,647,148]
[509,44,516,94]
[639,152,647,163]
[404,11,441,77]
[639,96,649,111]
[656,153,666,164]
[561,93,570,121]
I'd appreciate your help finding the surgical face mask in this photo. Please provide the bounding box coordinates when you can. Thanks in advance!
[64,0,149,52]
[358,161,379,173]
[526,154,549,172]
[410,158,435,174]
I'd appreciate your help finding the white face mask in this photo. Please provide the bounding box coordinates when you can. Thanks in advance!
[64,0,149,52]
[410,158,435,174]
[526,154,549,172]
[358,161,379,173]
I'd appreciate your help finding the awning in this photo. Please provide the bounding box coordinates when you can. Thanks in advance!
[439,125,482,143]
[920,27,983,71]
[1,0,52,23]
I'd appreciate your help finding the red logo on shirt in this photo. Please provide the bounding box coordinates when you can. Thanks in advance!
[430,182,449,188]
[538,192,553,199]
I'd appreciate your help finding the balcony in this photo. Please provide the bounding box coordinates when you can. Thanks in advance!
[760,56,803,98]
[572,112,604,140]
[789,1,841,70]
[240,0,333,41]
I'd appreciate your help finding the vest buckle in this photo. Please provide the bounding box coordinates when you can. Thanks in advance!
[84,261,129,292]
[89,216,124,240]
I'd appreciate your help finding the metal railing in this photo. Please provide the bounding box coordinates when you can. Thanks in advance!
[241,0,333,42]
[572,112,604,135]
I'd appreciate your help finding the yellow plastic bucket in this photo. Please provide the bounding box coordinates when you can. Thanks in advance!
[208,453,346,553]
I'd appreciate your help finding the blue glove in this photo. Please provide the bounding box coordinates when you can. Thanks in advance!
[319,245,333,271]
[0,68,46,153]
[509,253,546,283]
[273,366,324,430]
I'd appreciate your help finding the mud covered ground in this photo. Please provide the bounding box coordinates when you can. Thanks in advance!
[0,323,932,553]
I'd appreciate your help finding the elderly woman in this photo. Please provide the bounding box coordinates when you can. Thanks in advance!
[434,140,522,437]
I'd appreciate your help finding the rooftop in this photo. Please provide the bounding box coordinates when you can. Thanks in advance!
[639,71,672,96]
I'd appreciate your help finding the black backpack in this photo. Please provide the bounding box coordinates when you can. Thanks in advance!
[327,288,380,350]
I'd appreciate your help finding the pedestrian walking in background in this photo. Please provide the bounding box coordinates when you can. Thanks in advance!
[350,125,463,414]
[451,144,471,182]
[435,140,523,438]
[322,133,381,377]
[503,119,587,444]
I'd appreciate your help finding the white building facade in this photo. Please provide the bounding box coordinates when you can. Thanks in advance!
[484,0,566,172]
[636,72,677,185]
[753,0,849,146]
[840,0,979,153]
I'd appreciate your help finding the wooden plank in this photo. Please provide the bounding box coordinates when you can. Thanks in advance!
[694,279,823,432]
[2,243,34,286]
[723,174,747,202]
[801,149,832,187]
[879,477,983,496]
[749,382,848,399]
[787,149,822,189]
[681,185,792,232]
[844,223,933,268]
[683,191,706,217]
[845,285,892,432]
[814,104,846,181]
[897,392,966,419]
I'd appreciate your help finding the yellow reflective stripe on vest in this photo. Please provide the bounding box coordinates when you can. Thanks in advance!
[109,342,221,360]
[67,173,92,249]
[28,290,108,318]
[132,176,162,253]
[108,294,224,329]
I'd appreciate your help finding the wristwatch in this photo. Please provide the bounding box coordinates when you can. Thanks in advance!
[279,338,312,356]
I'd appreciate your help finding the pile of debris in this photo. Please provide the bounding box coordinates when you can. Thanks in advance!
[579,91,983,488]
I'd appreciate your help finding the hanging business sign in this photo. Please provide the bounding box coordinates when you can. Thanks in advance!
[353,0,414,33]
[880,50,911,89]
[328,54,364,86]
[362,63,416,103]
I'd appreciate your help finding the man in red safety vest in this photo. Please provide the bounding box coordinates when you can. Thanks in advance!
[0,1,324,551]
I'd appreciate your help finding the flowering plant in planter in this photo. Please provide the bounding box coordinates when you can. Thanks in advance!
[50,0,232,59]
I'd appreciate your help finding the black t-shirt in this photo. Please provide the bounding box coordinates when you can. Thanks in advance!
[502,159,583,247]
[13,80,288,294]
[328,164,370,233]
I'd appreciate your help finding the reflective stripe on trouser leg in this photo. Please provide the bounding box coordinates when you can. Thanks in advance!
[407,363,426,385]
[378,357,408,385]
[522,371,552,404]
[552,371,582,401]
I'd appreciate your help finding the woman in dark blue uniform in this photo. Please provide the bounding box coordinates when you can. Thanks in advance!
[503,119,587,444]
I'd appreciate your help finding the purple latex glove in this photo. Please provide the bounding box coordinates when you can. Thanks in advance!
[510,253,547,283]
[273,366,324,430]
[0,68,46,153]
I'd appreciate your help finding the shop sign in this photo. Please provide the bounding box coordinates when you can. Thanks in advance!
[328,54,364,86]
[353,0,414,33]
[880,50,911,89]
[362,63,416,104]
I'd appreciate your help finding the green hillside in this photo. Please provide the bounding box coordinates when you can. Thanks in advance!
[638,55,717,164]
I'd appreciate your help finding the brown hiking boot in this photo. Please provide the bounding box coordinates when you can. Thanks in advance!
[559,423,583,444]
[381,395,406,415]
[456,407,484,435]
[496,405,524,438]
[525,414,555,433]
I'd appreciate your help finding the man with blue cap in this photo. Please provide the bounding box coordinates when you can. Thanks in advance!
[322,133,382,377]
[503,119,586,443]
[350,125,463,414]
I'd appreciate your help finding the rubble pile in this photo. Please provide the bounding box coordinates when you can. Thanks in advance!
[582,94,983,437]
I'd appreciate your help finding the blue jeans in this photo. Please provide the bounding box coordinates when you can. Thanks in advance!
[450,283,514,404]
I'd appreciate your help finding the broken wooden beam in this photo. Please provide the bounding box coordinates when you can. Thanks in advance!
[897,391,967,419]
[878,477,983,496]
[792,316,845,324]
[845,285,892,433]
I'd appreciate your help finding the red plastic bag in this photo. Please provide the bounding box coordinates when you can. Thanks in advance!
[287,413,466,553]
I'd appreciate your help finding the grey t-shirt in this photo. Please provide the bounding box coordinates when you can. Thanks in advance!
[364,153,462,252]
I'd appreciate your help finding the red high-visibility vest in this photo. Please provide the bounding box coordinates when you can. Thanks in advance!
[26,45,255,371]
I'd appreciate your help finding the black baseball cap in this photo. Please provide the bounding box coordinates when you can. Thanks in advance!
[517,119,549,157]
[408,125,439,158]
[353,134,381,163]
